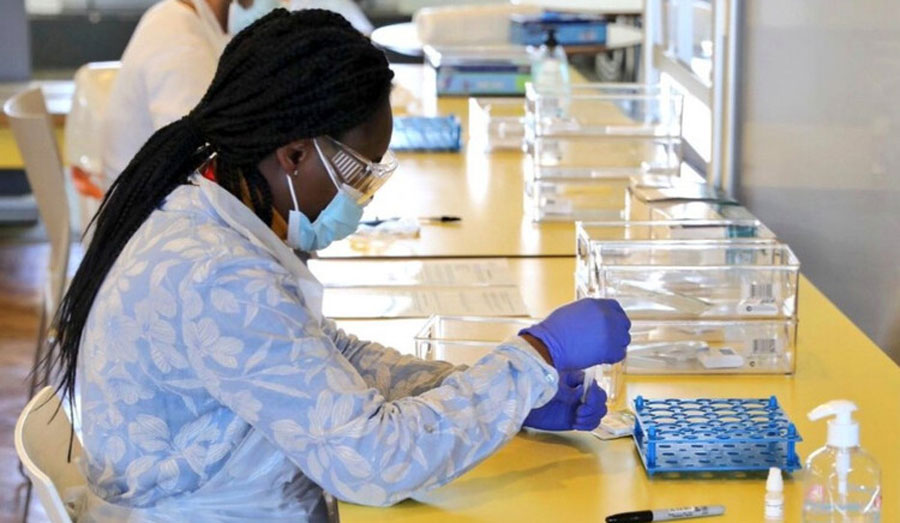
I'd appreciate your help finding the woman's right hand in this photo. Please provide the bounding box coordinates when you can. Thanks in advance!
[520,298,631,371]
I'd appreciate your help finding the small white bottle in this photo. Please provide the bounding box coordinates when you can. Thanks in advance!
[802,400,882,522]
[765,467,784,521]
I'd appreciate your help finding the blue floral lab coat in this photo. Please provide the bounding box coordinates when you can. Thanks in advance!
[73,175,559,521]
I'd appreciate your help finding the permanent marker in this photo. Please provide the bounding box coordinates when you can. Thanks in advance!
[606,505,725,523]
[418,215,461,223]
[360,215,461,226]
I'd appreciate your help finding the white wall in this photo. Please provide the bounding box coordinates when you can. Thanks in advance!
[737,1,900,362]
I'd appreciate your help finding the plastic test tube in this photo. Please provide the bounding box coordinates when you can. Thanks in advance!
[583,363,623,407]
[582,366,594,402]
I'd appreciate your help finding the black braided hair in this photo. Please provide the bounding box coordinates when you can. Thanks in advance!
[45,9,394,406]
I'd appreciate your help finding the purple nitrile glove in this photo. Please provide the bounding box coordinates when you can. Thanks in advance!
[520,298,631,371]
[523,370,607,431]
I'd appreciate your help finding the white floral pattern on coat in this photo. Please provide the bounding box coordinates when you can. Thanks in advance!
[77,177,557,519]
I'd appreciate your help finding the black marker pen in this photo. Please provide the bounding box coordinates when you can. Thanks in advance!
[606,505,725,523]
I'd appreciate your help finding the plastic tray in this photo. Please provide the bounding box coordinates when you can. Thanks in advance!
[632,396,802,475]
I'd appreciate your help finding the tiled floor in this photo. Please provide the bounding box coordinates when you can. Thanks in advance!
[1,241,56,523]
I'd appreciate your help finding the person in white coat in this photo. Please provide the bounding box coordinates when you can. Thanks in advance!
[102,0,372,186]
[50,11,630,520]
[103,0,227,185]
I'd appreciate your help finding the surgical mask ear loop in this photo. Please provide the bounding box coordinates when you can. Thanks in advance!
[285,169,300,212]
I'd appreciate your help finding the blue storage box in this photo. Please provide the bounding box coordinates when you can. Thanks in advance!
[425,45,532,97]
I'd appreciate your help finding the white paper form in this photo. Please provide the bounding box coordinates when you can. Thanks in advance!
[308,258,518,287]
[322,286,529,319]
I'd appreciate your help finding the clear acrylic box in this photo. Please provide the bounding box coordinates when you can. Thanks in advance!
[414,315,795,381]
[575,242,799,319]
[645,201,758,221]
[531,134,682,179]
[576,219,777,249]
[624,179,740,220]
[468,97,526,151]
[526,173,688,223]
[415,315,625,404]
[521,83,685,221]
[527,177,631,222]
[623,318,797,375]
[415,315,533,366]
[525,83,683,140]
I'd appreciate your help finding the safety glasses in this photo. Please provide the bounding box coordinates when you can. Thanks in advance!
[313,136,398,204]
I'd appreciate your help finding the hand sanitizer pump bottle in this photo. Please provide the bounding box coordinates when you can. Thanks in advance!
[803,400,881,522]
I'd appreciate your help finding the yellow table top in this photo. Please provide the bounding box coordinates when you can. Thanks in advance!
[336,269,899,523]
[0,127,67,170]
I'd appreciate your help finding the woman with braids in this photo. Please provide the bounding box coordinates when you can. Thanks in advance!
[53,10,630,521]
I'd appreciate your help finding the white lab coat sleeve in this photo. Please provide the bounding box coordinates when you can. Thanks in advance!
[322,318,464,400]
[142,33,218,131]
[187,259,559,507]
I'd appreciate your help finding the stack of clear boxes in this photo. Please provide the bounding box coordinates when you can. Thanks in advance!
[524,83,685,222]
[575,220,800,375]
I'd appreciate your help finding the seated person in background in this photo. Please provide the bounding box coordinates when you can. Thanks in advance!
[104,0,372,186]
[54,10,630,521]
[102,0,282,185]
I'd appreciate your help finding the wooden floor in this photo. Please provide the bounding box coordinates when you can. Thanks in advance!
[1,241,57,523]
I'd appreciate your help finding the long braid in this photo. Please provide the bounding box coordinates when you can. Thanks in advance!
[46,8,393,405]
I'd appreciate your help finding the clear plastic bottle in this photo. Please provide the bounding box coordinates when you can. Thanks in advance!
[802,400,882,522]
[529,29,570,163]
[530,28,570,93]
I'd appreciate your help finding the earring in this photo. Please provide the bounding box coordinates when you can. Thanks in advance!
[291,168,299,177]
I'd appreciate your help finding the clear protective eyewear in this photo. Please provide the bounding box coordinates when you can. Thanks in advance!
[313,136,398,204]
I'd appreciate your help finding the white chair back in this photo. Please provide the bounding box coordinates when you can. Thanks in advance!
[4,87,71,314]
[14,386,85,523]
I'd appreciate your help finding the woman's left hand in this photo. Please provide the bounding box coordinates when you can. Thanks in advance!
[522,370,607,431]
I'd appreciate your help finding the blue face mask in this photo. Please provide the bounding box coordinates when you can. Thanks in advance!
[285,175,366,252]
[227,0,280,35]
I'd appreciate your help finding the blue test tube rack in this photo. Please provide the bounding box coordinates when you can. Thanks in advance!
[632,395,802,476]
